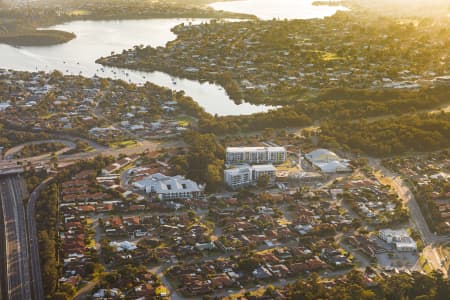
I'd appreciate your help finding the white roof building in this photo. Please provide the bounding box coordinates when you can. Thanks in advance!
[88,126,119,134]
[92,288,122,299]
[304,149,352,173]
[379,229,417,252]
[0,102,11,111]
[433,75,450,86]
[133,173,204,200]
[110,241,137,252]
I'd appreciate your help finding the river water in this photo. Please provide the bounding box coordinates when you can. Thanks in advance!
[0,1,346,116]
[210,0,348,20]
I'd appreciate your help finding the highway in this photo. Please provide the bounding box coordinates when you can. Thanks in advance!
[0,174,32,300]
[26,178,52,300]
[0,137,163,299]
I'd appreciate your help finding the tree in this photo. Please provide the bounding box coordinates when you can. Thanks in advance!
[206,162,223,192]
[257,174,270,188]
[52,292,70,300]
[85,262,105,276]
[172,131,224,192]
[58,283,76,297]
[238,257,260,274]
[382,273,413,300]
[433,271,450,300]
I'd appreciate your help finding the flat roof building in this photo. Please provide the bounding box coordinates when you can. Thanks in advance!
[379,229,417,252]
[224,165,252,190]
[224,164,276,190]
[226,146,286,164]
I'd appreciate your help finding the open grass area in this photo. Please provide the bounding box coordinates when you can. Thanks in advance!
[41,113,57,120]
[176,115,196,127]
[439,246,450,271]
[224,287,266,300]
[86,239,96,249]
[155,285,169,296]
[419,254,434,274]
[277,218,291,226]
[321,51,343,61]
[109,140,137,149]
[68,10,92,16]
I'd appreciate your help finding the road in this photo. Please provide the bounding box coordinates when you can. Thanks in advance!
[368,158,448,277]
[0,138,159,170]
[26,178,54,300]
[369,158,435,243]
[0,174,32,300]
[3,139,77,160]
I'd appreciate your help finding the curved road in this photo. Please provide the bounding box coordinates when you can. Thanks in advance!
[1,139,160,169]
[4,139,77,160]
[26,178,54,300]
[0,137,161,299]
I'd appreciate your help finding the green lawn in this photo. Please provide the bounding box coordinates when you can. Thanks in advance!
[176,115,196,127]
[109,140,137,148]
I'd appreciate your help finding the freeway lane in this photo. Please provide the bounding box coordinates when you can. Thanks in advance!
[0,174,32,300]
[26,178,53,300]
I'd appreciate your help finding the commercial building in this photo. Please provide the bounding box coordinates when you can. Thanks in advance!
[304,149,352,173]
[133,173,204,200]
[224,164,276,189]
[378,229,417,252]
[226,147,286,164]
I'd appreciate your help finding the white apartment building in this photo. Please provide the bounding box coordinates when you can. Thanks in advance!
[133,173,204,200]
[224,164,276,189]
[224,165,252,189]
[226,147,286,164]
[251,164,277,181]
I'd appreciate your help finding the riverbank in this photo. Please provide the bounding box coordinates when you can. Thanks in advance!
[312,1,343,6]
[0,30,76,47]
[96,11,449,105]
[0,0,255,47]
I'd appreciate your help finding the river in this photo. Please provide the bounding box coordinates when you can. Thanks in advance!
[0,1,346,116]
[210,0,348,20]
